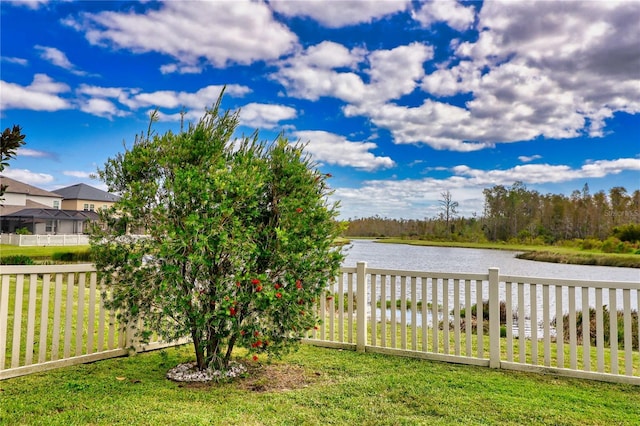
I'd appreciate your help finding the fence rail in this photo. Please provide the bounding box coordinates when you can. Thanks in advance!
[1,262,639,384]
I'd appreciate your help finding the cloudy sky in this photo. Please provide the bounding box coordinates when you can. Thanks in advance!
[1,0,639,219]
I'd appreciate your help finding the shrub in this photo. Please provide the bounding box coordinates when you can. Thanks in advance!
[0,254,35,265]
[579,238,602,251]
[601,237,622,253]
[91,92,343,371]
[612,223,640,243]
[449,300,508,334]
[51,250,92,262]
[457,300,507,324]
[553,307,638,350]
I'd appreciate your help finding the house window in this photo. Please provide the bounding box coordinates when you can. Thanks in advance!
[90,204,95,211]
[53,201,60,210]
[84,203,89,211]
[45,220,56,233]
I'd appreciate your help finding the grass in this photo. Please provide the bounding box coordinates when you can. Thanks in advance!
[314,314,640,376]
[0,244,90,260]
[1,344,639,425]
[374,238,640,268]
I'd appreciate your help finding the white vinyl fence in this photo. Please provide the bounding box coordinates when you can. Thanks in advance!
[0,264,184,380]
[306,262,639,385]
[1,263,638,384]
[0,233,91,246]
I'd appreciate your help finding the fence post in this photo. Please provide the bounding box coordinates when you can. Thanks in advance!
[489,267,500,368]
[356,261,367,353]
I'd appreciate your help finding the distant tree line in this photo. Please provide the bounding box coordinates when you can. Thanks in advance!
[343,182,640,246]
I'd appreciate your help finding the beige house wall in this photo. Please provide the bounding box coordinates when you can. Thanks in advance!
[60,199,117,211]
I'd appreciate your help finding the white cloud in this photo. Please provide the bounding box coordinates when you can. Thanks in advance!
[274,41,432,104]
[333,177,482,219]
[17,148,57,159]
[69,0,298,70]
[73,83,251,121]
[79,97,128,119]
[293,130,395,171]
[273,41,366,102]
[2,168,54,185]
[0,74,70,111]
[344,99,492,151]
[63,170,93,178]
[123,84,250,110]
[1,56,28,66]
[270,0,410,28]
[365,42,434,103]
[36,45,71,69]
[4,0,50,9]
[75,84,134,118]
[36,45,88,76]
[518,155,542,163]
[333,158,640,219]
[345,1,640,151]
[76,84,133,100]
[452,159,640,185]
[412,0,476,31]
[238,103,297,129]
[159,63,203,75]
[423,1,640,147]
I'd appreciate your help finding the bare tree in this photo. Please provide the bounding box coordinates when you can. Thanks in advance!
[439,190,459,236]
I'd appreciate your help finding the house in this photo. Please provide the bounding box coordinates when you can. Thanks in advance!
[52,183,120,212]
[0,176,107,235]
[1,175,62,210]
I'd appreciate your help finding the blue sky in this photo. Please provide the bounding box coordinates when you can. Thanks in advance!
[1,0,639,220]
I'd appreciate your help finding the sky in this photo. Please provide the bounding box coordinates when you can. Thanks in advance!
[1,0,639,220]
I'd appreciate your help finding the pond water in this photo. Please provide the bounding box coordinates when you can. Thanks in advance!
[341,239,639,282]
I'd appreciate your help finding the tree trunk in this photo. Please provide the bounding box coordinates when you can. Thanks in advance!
[206,335,223,370]
[192,331,206,370]
[224,334,238,368]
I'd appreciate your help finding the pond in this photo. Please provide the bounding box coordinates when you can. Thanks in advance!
[342,239,639,282]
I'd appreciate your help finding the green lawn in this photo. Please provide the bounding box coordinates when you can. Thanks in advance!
[0,244,90,259]
[1,344,639,425]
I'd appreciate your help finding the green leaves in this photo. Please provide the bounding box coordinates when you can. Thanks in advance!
[92,90,343,371]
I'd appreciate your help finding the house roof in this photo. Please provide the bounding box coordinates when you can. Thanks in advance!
[0,199,51,216]
[1,208,99,221]
[0,175,61,198]
[52,183,120,202]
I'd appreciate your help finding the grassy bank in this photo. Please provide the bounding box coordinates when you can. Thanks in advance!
[2,344,639,425]
[373,238,640,268]
[515,250,640,268]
